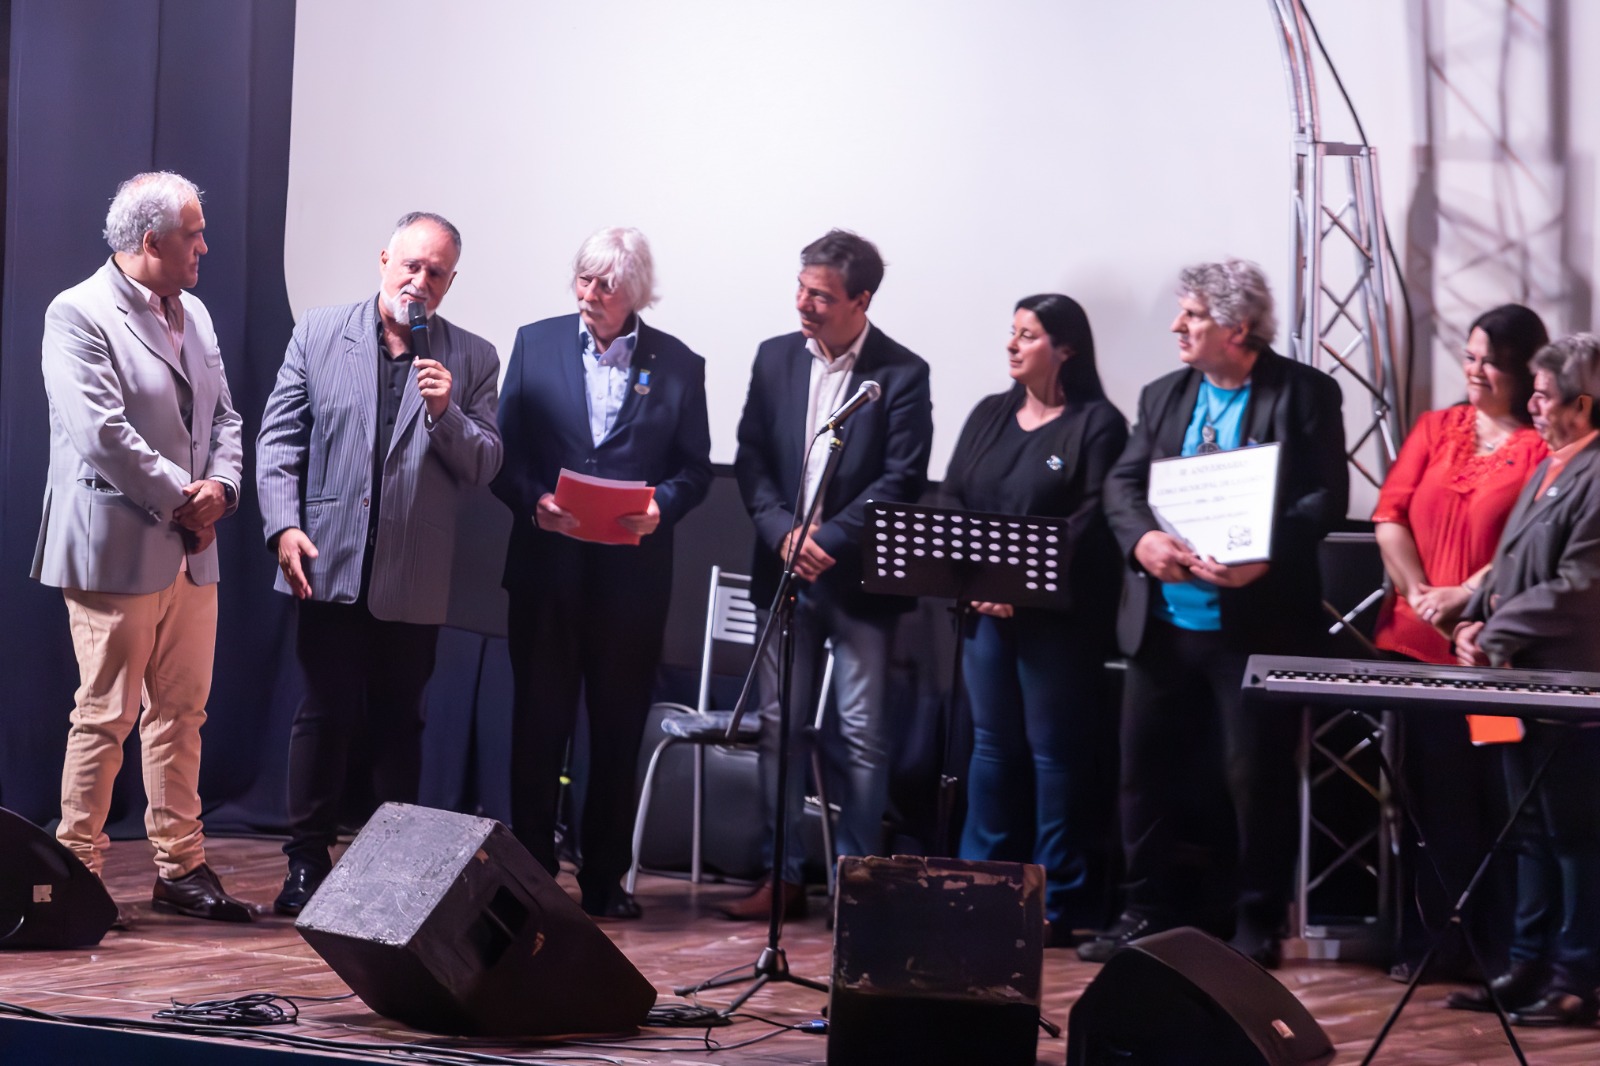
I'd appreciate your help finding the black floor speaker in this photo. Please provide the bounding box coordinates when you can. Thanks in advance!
[296,803,655,1037]
[1067,927,1335,1066]
[0,806,117,949]
[828,855,1044,1066]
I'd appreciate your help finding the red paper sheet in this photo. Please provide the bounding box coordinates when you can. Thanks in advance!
[553,469,655,546]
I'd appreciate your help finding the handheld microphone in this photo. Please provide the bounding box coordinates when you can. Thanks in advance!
[406,298,431,362]
[815,380,882,436]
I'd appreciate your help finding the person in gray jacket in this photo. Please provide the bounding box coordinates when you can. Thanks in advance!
[34,171,251,922]
[1451,332,1600,1027]
[256,211,501,915]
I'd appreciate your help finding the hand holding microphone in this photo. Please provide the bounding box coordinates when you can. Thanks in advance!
[407,299,452,419]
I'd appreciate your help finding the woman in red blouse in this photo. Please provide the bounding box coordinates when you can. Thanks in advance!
[1372,302,1549,983]
[1374,304,1550,660]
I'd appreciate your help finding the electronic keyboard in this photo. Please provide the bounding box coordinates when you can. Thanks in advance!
[1241,655,1600,722]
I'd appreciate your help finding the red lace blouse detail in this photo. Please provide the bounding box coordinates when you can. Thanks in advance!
[1371,404,1547,663]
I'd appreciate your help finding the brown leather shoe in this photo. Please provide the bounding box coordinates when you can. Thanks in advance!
[718,879,807,921]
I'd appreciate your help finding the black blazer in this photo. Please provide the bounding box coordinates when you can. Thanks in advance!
[1103,348,1348,656]
[1467,436,1600,671]
[734,324,933,614]
[940,386,1128,617]
[493,313,713,591]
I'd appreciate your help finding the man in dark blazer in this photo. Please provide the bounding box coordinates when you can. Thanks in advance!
[257,212,503,914]
[1449,333,1600,1026]
[492,227,712,919]
[725,230,933,920]
[1079,259,1347,966]
[35,171,251,922]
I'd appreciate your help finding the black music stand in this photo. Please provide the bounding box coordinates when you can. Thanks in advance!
[863,501,1072,849]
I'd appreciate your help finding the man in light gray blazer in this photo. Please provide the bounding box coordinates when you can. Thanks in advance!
[33,171,253,922]
[256,212,502,915]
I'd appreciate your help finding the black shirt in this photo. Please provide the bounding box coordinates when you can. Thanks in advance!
[942,386,1129,615]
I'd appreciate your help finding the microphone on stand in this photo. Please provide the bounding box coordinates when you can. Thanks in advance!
[406,298,431,362]
[815,380,882,436]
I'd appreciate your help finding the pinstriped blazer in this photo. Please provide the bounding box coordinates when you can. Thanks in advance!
[32,258,243,594]
[255,296,502,624]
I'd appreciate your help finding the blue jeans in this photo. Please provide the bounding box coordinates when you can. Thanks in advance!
[756,584,894,884]
[1503,721,1600,991]
[958,610,1110,926]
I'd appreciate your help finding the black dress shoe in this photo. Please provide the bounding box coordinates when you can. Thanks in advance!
[582,887,642,920]
[1445,960,1549,1013]
[152,863,255,922]
[274,861,328,916]
[1076,911,1172,963]
[1510,988,1600,1027]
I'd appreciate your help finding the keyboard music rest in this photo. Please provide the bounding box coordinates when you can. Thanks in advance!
[1241,655,1600,723]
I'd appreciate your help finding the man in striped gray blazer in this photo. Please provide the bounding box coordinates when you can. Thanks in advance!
[255,212,502,915]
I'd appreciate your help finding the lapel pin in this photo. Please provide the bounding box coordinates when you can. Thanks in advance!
[1045,454,1063,471]
[634,369,652,396]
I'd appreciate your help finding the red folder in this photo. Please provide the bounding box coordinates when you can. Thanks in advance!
[553,469,655,546]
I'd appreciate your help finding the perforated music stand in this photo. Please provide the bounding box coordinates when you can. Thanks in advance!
[863,501,1074,610]
[864,501,1071,848]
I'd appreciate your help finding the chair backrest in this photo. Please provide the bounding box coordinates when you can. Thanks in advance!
[699,566,759,713]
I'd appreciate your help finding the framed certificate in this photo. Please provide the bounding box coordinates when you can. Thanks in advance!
[1146,443,1280,565]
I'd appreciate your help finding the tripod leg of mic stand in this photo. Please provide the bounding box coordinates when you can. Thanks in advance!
[673,947,830,1006]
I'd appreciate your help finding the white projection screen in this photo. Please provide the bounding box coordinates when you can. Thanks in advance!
[285,1,1421,494]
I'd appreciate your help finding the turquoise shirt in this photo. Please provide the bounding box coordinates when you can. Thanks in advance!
[1158,380,1252,631]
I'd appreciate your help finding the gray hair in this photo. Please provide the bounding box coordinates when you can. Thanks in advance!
[1532,333,1600,413]
[1178,258,1277,351]
[392,211,462,254]
[102,172,201,254]
[572,227,657,312]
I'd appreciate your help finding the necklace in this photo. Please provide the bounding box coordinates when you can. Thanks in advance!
[1473,409,1515,455]
[1197,383,1248,455]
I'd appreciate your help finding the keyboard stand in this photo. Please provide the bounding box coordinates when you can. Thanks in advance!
[1358,733,1566,1066]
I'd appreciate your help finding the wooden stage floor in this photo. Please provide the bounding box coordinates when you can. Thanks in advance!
[3,837,1599,1064]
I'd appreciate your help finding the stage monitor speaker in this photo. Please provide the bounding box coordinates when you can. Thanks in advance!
[1067,927,1334,1066]
[0,806,117,950]
[296,803,655,1037]
[828,855,1044,1066]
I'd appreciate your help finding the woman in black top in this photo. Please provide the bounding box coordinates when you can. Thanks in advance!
[942,293,1128,943]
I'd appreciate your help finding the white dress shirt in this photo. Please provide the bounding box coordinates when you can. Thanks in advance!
[579,317,639,446]
[800,322,869,519]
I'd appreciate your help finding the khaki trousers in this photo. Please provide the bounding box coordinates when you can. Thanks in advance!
[57,576,216,880]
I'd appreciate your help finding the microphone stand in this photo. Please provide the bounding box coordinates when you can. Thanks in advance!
[674,426,851,1013]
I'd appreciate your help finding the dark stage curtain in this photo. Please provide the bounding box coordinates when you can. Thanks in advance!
[0,0,302,833]
[0,1,934,857]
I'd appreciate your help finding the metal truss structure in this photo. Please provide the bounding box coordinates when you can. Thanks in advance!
[1267,0,1406,961]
